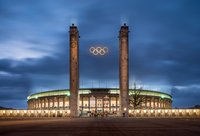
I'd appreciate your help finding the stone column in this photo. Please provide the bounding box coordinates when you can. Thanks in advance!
[95,97,97,112]
[119,23,129,117]
[81,96,84,112]
[58,97,60,110]
[116,97,118,111]
[33,100,35,109]
[102,97,104,113]
[88,96,90,111]
[109,96,111,112]
[69,24,79,117]
[53,98,55,109]
[48,98,50,109]
[63,97,65,110]
[38,99,40,109]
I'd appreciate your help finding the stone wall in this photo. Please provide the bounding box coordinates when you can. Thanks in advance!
[129,109,200,117]
[0,110,70,118]
[0,109,199,118]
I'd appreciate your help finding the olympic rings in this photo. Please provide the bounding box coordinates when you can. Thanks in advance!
[89,47,109,55]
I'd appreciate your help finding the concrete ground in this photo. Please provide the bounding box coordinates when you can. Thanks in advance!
[0,117,200,136]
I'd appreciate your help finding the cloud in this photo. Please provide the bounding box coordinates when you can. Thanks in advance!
[0,0,200,108]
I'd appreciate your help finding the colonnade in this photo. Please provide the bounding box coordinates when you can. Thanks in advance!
[28,96,69,110]
[28,95,172,111]
[137,96,172,109]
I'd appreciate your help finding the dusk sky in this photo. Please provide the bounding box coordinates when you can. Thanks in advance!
[0,0,200,109]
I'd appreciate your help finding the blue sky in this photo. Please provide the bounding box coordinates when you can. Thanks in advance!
[0,0,200,108]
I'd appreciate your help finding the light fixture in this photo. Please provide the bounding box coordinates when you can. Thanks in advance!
[67,110,70,114]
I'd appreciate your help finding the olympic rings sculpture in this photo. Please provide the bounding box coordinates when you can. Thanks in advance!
[89,46,109,55]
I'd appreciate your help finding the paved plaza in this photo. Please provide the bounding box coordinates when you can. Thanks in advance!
[0,117,200,136]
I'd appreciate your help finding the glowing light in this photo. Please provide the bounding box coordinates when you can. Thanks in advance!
[3,110,5,113]
[158,110,160,113]
[144,110,146,113]
[24,110,27,113]
[186,110,189,113]
[193,110,196,113]
[151,110,153,113]
[89,46,109,56]
[165,110,168,113]
[67,110,70,114]
[10,110,13,114]
[136,110,139,113]
[17,110,19,113]
[128,110,132,113]
[124,108,127,111]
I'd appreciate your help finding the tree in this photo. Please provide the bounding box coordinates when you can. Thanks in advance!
[129,83,145,109]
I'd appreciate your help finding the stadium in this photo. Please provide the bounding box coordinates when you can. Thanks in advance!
[27,24,172,116]
[27,88,172,115]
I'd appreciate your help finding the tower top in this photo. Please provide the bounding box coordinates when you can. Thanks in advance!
[70,23,77,29]
[121,23,128,30]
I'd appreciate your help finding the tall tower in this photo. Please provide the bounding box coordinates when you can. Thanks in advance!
[69,24,79,117]
[119,23,129,117]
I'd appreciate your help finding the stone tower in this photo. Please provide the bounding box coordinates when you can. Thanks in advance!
[69,24,79,117]
[119,23,129,117]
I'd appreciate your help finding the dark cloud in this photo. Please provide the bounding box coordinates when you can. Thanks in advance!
[172,86,200,108]
[0,0,200,108]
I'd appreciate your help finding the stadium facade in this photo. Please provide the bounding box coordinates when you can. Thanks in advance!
[27,88,172,114]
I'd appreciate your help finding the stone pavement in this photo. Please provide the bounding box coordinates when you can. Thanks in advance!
[0,117,200,136]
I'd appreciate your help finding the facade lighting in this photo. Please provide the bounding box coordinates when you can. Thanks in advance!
[67,110,70,114]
